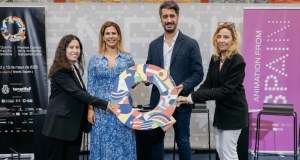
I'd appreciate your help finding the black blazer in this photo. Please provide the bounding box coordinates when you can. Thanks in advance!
[191,54,248,130]
[42,68,107,141]
[147,31,204,113]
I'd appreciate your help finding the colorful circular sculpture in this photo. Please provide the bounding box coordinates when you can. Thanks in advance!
[110,64,177,131]
[1,16,26,42]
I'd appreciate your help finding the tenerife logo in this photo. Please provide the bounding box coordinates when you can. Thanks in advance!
[13,87,31,92]
[1,85,10,94]
[1,16,26,42]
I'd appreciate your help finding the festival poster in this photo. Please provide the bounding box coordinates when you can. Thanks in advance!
[0,7,47,111]
[243,8,300,153]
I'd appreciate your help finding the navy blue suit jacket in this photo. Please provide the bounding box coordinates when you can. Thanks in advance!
[146,31,204,113]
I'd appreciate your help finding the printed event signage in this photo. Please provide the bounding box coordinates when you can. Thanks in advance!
[0,7,47,155]
[243,8,300,152]
[0,7,47,110]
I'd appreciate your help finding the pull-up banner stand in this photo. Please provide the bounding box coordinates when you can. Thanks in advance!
[0,7,47,158]
[0,7,47,111]
[243,8,300,154]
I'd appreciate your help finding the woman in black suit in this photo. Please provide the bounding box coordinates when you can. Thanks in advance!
[42,35,109,160]
[177,22,248,160]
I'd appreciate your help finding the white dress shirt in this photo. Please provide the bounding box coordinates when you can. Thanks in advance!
[163,30,179,73]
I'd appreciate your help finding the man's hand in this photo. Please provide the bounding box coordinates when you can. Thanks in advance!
[143,80,151,86]
[131,82,140,89]
[176,84,184,95]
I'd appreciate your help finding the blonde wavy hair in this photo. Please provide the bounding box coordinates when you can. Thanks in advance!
[98,21,127,54]
[212,22,240,61]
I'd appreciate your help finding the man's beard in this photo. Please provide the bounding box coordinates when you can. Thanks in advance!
[165,28,175,33]
[164,23,176,33]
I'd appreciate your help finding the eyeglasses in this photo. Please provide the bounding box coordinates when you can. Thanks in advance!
[218,22,235,27]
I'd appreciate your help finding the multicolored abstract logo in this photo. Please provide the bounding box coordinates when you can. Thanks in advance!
[1,16,26,42]
[110,64,177,131]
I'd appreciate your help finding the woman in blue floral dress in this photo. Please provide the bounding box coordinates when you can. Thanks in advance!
[87,21,136,160]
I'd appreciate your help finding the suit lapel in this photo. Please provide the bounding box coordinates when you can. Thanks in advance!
[218,59,227,84]
[214,60,221,86]
[158,35,164,67]
[170,32,183,66]
[76,69,86,91]
[72,66,86,90]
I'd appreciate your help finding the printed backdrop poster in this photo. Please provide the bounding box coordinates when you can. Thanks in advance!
[243,9,300,152]
[0,7,47,110]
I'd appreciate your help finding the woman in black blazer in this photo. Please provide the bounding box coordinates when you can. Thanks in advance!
[177,22,248,160]
[42,35,109,160]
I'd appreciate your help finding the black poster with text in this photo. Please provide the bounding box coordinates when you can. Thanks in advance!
[0,7,47,111]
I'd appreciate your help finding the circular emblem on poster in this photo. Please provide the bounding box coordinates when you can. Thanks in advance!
[1,16,26,42]
[110,64,177,131]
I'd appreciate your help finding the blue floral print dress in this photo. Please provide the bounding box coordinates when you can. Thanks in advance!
[87,51,136,160]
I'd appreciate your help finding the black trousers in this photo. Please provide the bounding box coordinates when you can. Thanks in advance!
[136,128,165,160]
[46,134,82,160]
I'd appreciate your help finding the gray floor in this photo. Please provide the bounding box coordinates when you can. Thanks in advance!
[1,152,298,160]
[165,152,299,160]
[79,151,299,160]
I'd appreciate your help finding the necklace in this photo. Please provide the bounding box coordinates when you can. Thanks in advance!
[220,59,225,70]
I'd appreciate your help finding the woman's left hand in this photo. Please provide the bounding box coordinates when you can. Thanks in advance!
[87,106,95,125]
[176,96,188,107]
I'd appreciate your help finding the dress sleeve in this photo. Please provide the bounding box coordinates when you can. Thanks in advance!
[127,53,135,68]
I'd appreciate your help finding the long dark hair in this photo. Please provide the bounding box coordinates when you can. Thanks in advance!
[48,34,84,78]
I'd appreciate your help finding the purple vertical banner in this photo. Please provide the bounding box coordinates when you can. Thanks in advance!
[243,9,300,152]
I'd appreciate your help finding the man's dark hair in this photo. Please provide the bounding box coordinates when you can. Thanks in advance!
[159,1,179,17]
